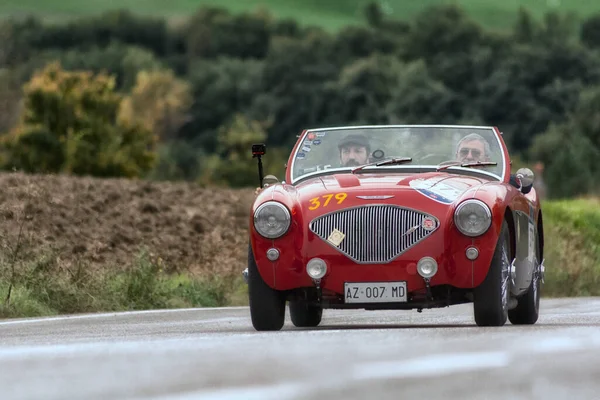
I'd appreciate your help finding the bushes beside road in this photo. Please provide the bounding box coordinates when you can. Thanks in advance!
[542,198,600,297]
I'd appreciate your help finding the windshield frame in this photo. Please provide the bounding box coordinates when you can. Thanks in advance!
[286,125,509,186]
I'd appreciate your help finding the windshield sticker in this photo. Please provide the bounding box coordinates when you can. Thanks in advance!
[316,132,326,137]
[313,139,321,145]
[307,132,316,140]
[297,152,306,159]
[301,145,311,152]
[409,178,464,204]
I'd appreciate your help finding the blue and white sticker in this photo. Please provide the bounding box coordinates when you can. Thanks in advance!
[301,146,311,152]
[297,152,306,159]
[316,132,326,137]
[409,178,464,204]
[313,139,322,145]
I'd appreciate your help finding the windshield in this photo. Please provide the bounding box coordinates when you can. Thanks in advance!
[289,126,506,183]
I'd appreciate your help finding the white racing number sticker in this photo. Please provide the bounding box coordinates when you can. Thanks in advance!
[344,282,407,303]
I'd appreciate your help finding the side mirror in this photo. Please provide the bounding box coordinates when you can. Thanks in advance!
[515,167,535,192]
[262,174,279,188]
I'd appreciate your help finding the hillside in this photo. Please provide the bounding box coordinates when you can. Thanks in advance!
[1,0,600,31]
[0,171,255,275]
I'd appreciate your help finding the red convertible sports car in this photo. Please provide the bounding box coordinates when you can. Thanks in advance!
[244,125,545,331]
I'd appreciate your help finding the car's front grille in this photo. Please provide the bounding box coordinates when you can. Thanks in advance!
[309,205,439,264]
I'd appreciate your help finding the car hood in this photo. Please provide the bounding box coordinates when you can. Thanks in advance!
[287,171,493,212]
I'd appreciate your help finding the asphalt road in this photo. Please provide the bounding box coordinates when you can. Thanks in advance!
[1,298,600,400]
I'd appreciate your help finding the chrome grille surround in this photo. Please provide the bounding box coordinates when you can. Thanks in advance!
[309,204,440,264]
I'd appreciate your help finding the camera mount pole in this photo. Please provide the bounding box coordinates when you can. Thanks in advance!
[255,154,264,188]
[252,144,266,188]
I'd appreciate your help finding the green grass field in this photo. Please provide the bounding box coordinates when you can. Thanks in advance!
[1,0,600,31]
[542,197,600,297]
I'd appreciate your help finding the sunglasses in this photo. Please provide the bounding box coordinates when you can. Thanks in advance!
[459,147,482,158]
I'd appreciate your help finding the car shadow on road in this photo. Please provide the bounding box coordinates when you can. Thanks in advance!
[287,323,477,330]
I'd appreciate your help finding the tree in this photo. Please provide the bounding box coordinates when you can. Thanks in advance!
[118,69,192,141]
[180,57,264,151]
[529,85,600,198]
[581,14,600,49]
[386,60,458,124]
[513,7,538,44]
[199,114,286,187]
[0,62,156,177]
[184,7,272,59]
[332,53,404,124]
[364,1,384,28]
[404,4,483,61]
[531,124,600,199]
[0,69,22,134]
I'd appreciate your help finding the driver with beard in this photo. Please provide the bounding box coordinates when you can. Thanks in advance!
[254,133,372,195]
[337,133,371,167]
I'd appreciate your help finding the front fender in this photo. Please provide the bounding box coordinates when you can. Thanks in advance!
[249,184,308,290]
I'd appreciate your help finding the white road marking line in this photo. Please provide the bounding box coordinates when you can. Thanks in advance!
[0,307,249,326]
[353,351,510,380]
[145,351,513,399]
[530,337,585,353]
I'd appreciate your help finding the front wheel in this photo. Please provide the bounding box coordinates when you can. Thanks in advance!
[247,244,286,331]
[289,300,322,327]
[473,220,511,327]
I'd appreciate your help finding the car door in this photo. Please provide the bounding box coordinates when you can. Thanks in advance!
[510,190,536,296]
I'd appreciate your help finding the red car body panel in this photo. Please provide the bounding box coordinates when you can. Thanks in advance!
[249,125,542,304]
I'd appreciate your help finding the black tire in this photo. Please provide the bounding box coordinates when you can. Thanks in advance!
[247,244,286,331]
[473,220,511,327]
[289,300,323,327]
[508,228,541,325]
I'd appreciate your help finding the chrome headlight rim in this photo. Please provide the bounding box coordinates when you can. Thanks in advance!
[253,201,291,239]
[454,199,492,237]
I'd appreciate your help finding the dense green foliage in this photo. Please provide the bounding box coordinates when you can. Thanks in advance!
[0,63,157,177]
[1,3,600,196]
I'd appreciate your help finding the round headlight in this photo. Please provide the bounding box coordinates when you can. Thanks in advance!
[306,258,327,279]
[417,257,438,279]
[254,201,291,239]
[454,199,492,237]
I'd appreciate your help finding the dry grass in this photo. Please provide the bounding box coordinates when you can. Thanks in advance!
[0,171,254,317]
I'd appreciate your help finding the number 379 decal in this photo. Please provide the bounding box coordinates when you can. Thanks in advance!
[308,193,347,210]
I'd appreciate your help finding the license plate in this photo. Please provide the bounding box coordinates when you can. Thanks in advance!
[344,281,407,303]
